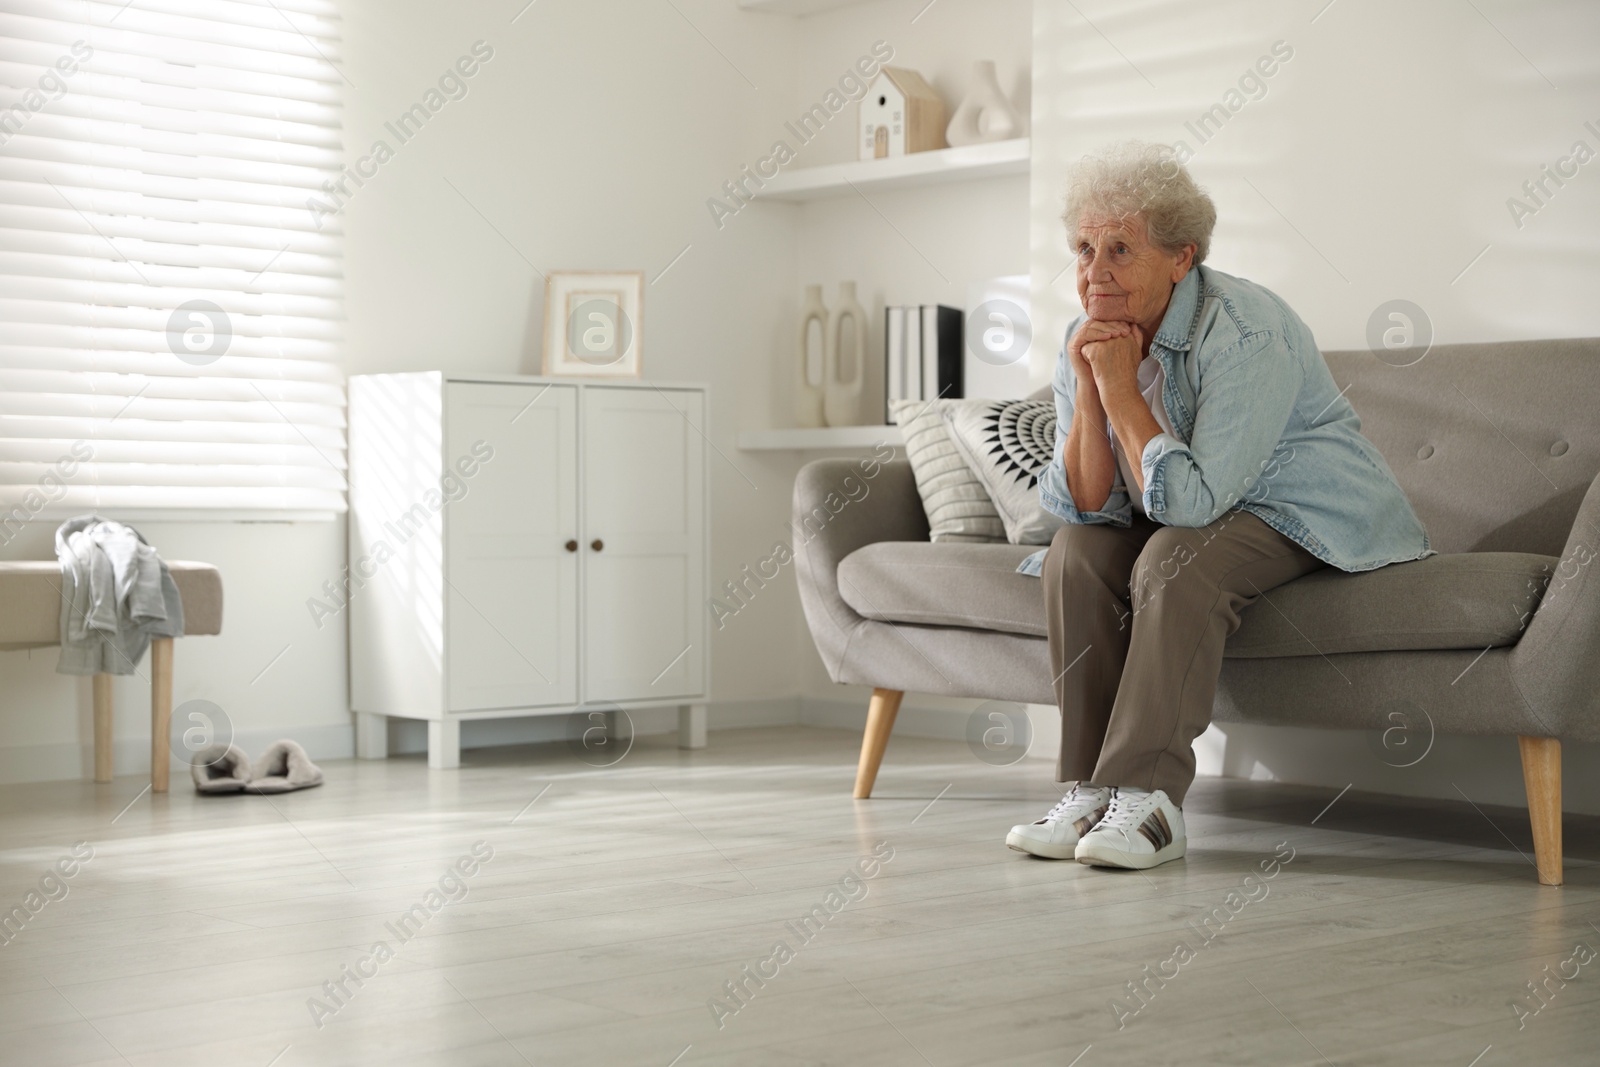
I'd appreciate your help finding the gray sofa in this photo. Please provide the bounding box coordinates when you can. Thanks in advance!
[795,337,1600,885]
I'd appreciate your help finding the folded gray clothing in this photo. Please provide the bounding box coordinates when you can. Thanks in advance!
[54,515,184,676]
[192,744,252,794]
[244,740,324,794]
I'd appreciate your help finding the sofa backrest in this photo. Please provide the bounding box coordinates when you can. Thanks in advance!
[1321,337,1599,557]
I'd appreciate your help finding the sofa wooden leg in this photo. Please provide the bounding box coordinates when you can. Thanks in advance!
[150,638,173,794]
[854,689,903,799]
[1518,735,1562,886]
[93,674,113,783]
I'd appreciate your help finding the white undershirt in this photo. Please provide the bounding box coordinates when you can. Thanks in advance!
[1109,357,1176,515]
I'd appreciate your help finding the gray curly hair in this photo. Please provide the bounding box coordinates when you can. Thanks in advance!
[1063,142,1217,265]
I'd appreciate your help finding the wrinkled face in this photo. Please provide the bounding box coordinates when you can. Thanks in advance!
[1073,215,1193,333]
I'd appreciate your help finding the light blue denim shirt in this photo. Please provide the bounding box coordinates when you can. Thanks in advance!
[1019,264,1431,577]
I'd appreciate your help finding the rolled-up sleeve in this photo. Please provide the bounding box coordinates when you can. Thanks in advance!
[1141,331,1302,526]
[1039,333,1133,528]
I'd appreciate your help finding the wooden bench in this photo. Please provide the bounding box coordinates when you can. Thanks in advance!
[0,561,224,791]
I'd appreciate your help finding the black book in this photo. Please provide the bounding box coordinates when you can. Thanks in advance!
[920,304,963,401]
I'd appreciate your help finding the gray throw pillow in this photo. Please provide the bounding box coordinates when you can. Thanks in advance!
[891,398,1005,543]
[943,398,1066,545]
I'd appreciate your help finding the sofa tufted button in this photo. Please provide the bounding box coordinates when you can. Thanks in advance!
[1551,440,1569,456]
[1417,444,1435,460]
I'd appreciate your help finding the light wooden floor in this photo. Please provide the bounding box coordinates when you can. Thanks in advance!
[2,726,1598,1067]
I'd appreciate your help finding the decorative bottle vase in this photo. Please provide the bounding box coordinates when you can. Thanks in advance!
[823,281,868,427]
[795,284,827,428]
[945,60,1020,147]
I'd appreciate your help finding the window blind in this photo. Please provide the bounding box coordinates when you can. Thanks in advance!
[0,0,345,521]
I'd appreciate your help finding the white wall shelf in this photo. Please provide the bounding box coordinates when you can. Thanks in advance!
[738,425,902,450]
[758,138,1030,201]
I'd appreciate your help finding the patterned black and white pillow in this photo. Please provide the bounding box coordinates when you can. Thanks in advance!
[943,399,1066,545]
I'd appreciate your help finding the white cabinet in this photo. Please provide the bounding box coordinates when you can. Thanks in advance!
[581,386,706,701]
[348,373,709,768]
[446,381,579,712]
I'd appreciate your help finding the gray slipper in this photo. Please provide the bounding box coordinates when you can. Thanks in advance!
[192,743,252,794]
[244,740,324,793]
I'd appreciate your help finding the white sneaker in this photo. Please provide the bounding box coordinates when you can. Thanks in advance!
[1075,788,1186,870]
[1006,783,1113,859]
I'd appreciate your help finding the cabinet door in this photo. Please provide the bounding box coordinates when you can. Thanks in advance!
[582,387,706,701]
[445,382,579,712]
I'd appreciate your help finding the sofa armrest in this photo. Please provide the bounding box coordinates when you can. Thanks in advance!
[794,457,929,681]
[1510,470,1600,734]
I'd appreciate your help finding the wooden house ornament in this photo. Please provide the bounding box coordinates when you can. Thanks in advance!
[858,67,946,161]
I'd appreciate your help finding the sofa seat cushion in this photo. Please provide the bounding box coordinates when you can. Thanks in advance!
[1225,551,1554,657]
[838,542,1044,636]
[837,543,1554,657]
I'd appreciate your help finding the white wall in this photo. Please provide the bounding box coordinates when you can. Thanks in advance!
[11,0,1590,815]
[1025,0,1600,811]
[1030,0,1600,372]
[785,0,1034,701]
[336,0,809,725]
[0,0,817,781]
[789,0,1032,420]
[0,0,1037,783]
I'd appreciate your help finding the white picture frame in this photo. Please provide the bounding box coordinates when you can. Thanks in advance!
[542,270,643,378]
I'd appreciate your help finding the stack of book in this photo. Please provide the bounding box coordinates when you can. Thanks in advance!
[884,305,963,421]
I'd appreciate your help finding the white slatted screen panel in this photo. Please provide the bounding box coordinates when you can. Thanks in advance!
[0,0,344,520]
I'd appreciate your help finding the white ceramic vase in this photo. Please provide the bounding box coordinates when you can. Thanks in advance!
[945,60,1020,147]
[823,281,868,428]
[795,284,828,428]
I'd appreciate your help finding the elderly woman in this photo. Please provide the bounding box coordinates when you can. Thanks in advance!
[1007,143,1430,870]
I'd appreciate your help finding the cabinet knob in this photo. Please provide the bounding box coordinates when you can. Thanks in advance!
[590,538,604,552]
[564,539,578,552]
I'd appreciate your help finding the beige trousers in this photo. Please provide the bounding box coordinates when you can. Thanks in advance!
[1042,509,1325,805]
